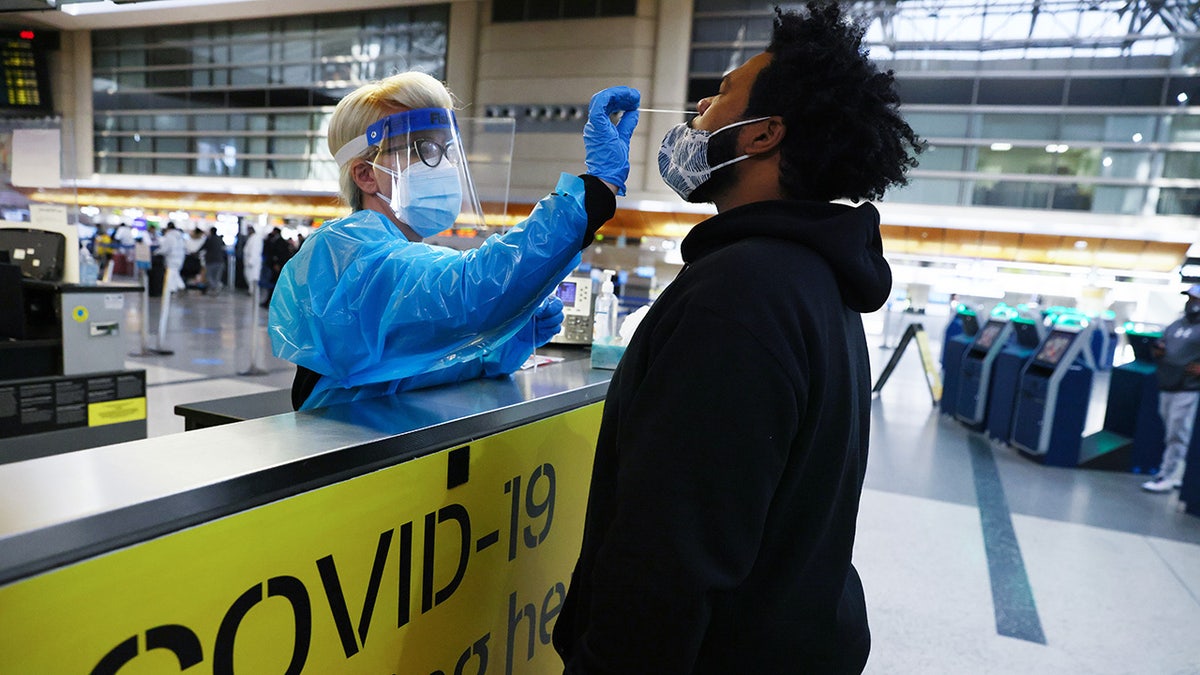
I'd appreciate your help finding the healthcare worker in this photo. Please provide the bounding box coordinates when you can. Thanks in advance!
[269,72,639,410]
[158,222,186,295]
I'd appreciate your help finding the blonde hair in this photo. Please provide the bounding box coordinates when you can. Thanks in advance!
[328,72,455,210]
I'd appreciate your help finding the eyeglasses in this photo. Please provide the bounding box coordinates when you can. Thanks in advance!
[380,137,459,168]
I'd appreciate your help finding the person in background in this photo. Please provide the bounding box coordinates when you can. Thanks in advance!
[268,71,638,410]
[241,225,263,296]
[260,227,292,308]
[553,4,922,673]
[157,222,186,294]
[181,227,205,289]
[1142,284,1200,493]
[142,223,160,248]
[201,226,226,295]
[93,228,114,268]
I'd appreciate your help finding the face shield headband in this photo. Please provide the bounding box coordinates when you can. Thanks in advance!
[334,108,483,239]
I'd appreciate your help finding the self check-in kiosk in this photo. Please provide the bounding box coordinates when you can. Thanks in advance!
[985,317,1043,444]
[939,307,979,418]
[1086,325,1165,472]
[1090,311,1118,371]
[955,317,1015,429]
[1011,323,1096,466]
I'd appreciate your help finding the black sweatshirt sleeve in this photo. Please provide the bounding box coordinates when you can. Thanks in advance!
[577,174,617,250]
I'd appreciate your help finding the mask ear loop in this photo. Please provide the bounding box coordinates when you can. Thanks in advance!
[708,116,775,172]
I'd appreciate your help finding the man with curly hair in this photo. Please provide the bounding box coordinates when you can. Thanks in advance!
[553,4,922,673]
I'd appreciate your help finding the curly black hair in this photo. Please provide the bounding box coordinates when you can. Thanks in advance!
[744,3,923,202]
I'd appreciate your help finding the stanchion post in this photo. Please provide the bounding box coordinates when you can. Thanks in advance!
[129,266,159,357]
[151,268,176,355]
[239,280,269,376]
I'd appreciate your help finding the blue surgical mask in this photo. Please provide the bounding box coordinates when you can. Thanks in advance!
[372,160,463,239]
[657,116,770,201]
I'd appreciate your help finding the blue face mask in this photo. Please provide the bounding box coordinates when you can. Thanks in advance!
[373,160,463,239]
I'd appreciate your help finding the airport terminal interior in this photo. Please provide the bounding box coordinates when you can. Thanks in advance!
[24,284,1189,674]
[1,0,1199,673]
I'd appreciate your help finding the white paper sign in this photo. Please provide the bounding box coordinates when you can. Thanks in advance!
[11,128,61,188]
[29,203,69,231]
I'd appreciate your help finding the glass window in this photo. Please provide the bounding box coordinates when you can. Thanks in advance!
[1166,77,1199,107]
[493,0,636,21]
[887,178,962,206]
[194,115,227,132]
[977,78,1063,106]
[904,112,969,139]
[1103,115,1156,143]
[1157,188,1200,216]
[895,78,974,105]
[601,0,637,14]
[1166,115,1200,143]
[692,17,772,44]
[1067,77,1165,106]
[1098,150,1153,180]
[690,48,746,75]
[1163,152,1200,179]
[975,146,1056,176]
[122,157,153,174]
[93,7,449,180]
[979,114,1058,141]
[1060,115,1105,141]
[155,158,188,175]
[1092,186,1147,215]
[914,145,966,172]
[1050,184,1093,211]
[155,137,187,154]
[972,180,1052,209]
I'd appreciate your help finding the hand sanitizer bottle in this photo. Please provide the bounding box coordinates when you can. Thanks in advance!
[79,245,99,286]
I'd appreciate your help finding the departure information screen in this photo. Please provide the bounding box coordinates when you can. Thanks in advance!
[0,31,53,113]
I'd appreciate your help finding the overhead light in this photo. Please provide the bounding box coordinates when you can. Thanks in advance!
[990,142,1012,151]
[1132,132,1143,142]
[1045,144,1069,153]
[1179,92,1190,104]
[1102,156,1113,167]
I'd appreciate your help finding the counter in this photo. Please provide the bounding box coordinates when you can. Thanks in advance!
[0,353,610,674]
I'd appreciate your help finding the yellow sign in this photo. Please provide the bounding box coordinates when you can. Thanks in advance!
[0,403,603,674]
[72,305,88,322]
[88,396,147,427]
[914,328,944,401]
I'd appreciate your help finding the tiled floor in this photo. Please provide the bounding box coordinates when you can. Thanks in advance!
[94,283,1200,673]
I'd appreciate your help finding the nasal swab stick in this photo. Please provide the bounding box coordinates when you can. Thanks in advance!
[636,108,696,114]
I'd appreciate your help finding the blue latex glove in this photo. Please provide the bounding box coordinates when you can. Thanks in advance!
[477,296,565,377]
[583,86,641,196]
[533,295,565,346]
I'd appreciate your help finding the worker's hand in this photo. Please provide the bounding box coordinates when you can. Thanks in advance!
[583,86,641,196]
[532,295,565,347]
[1185,362,1200,376]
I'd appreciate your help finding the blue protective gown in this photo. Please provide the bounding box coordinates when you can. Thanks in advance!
[269,173,589,410]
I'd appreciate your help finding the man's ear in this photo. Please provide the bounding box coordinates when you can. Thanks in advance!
[350,159,380,194]
[745,117,786,156]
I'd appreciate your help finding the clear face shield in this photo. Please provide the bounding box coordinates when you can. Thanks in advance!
[336,108,487,238]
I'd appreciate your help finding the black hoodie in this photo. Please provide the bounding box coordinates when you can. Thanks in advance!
[554,200,891,674]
